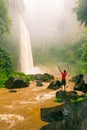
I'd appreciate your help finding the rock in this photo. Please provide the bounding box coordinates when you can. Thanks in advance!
[35,74,43,80]
[40,105,65,123]
[83,74,87,84]
[74,74,87,93]
[66,99,87,130]
[47,80,61,90]
[36,81,43,86]
[71,74,87,93]
[40,120,66,130]
[70,74,83,82]
[5,76,29,89]
[35,73,54,82]
[40,98,87,130]
[56,91,78,102]
[43,73,54,82]
[9,89,17,92]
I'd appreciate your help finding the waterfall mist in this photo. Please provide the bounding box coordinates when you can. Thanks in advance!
[23,0,81,47]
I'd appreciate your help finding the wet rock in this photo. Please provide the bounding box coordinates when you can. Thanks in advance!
[40,98,87,130]
[40,105,65,123]
[9,89,17,92]
[72,74,87,93]
[70,74,83,82]
[35,73,54,82]
[43,73,54,82]
[47,80,61,90]
[56,91,78,102]
[36,81,43,86]
[40,120,66,130]
[66,99,87,130]
[35,74,43,80]
[5,76,29,89]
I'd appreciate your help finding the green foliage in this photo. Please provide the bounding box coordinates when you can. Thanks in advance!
[12,72,35,84]
[74,0,87,26]
[0,47,13,75]
[81,44,87,72]
[0,69,9,88]
[54,97,62,103]
[0,0,11,35]
[33,38,87,74]
[54,95,87,104]
[0,47,13,88]
[71,94,87,103]
[73,0,87,72]
[50,40,86,73]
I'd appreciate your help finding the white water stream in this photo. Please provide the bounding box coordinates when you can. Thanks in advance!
[19,15,34,74]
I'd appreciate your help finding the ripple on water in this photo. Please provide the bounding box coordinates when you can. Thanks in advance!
[0,114,24,129]
[20,101,36,105]
[36,92,55,102]
[19,92,55,105]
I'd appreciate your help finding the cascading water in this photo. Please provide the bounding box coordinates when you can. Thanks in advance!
[19,15,34,74]
[7,0,34,74]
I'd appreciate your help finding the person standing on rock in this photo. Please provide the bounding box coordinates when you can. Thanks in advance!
[58,66,69,91]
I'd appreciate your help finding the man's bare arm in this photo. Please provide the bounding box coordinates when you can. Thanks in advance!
[67,67,70,72]
[58,66,62,73]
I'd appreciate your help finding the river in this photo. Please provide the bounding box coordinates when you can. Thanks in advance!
[0,81,60,130]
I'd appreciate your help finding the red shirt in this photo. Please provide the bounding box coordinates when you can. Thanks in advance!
[61,72,67,80]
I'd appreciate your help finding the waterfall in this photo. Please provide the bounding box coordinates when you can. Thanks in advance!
[7,0,34,74]
[19,15,34,74]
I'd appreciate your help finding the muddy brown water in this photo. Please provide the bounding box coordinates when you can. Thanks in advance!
[0,78,74,130]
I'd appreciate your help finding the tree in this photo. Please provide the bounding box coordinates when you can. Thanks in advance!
[74,0,87,26]
[0,47,13,75]
[0,0,11,34]
[81,44,87,72]
[74,0,87,73]
[0,46,13,88]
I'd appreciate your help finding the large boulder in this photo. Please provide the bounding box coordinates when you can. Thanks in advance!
[40,98,87,130]
[70,74,83,82]
[35,73,54,82]
[71,74,87,93]
[5,76,29,89]
[65,99,87,130]
[40,105,65,123]
[40,91,79,123]
[56,91,79,102]
[47,80,61,90]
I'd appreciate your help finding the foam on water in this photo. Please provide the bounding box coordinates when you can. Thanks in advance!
[36,92,55,102]
[0,114,24,129]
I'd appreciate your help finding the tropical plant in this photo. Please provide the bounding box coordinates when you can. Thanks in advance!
[0,0,11,35]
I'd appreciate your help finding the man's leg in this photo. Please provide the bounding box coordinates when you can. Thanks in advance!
[61,80,63,91]
[64,85,66,91]
[64,80,66,91]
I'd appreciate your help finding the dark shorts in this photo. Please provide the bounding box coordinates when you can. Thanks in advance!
[61,79,66,86]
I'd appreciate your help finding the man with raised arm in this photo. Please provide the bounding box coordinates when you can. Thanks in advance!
[58,66,69,91]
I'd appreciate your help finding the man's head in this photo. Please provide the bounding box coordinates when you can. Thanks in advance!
[64,70,66,73]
